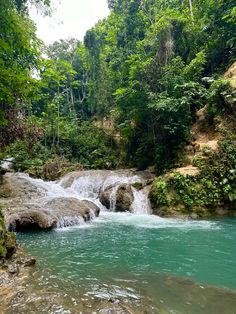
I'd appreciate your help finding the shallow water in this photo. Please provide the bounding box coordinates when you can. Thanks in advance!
[16,212,236,313]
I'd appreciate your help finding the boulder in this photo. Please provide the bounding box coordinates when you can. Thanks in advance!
[100,187,112,209]
[45,197,92,222]
[8,264,19,275]
[116,184,134,212]
[5,197,100,231]
[100,184,134,212]
[82,200,100,217]
[6,209,57,231]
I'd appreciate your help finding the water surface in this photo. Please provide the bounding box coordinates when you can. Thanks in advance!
[16,213,236,313]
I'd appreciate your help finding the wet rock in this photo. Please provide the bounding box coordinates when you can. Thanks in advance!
[8,264,19,275]
[45,197,100,223]
[116,184,134,212]
[7,210,57,231]
[132,182,143,190]
[109,297,120,304]
[0,174,40,201]
[1,170,154,231]
[22,257,37,267]
[100,184,134,212]
[189,213,199,220]
[100,188,112,209]
[0,169,7,176]
[82,200,100,217]
[98,305,132,314]
[5,197,100,231]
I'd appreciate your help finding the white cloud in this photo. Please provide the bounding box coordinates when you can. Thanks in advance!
[30,0,109,44]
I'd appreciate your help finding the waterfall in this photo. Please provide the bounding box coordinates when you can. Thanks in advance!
[58,171,152,214]
[59,172,105,200]
[2,170,153,230]
[131,186,152,215]
[109,185,119,211]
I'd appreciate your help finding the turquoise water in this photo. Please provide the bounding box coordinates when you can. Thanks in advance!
[17,213,236,313]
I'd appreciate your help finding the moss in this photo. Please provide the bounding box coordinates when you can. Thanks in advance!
[132,182,143,190]
[0,207,16,259]
[0,245,7,259]
[5,232,16,258]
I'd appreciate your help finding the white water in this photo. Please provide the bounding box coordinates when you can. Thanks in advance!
[131,186,152,215]
[11,170,152,214]
[0,157,14,171]
[51,171,151,214]
[7,171,219,230]
[109,185,119,211]
[95,211,219,230]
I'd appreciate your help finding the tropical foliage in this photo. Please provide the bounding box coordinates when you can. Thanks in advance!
[0,0,235,176]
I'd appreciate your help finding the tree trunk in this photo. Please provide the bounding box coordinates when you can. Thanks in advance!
[189,0,193,18]
[57,86,60,147]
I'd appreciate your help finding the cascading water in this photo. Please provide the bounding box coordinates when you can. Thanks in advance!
[131,186,152,215]
[109,185,119,211]
[58,170,152,214]
[2,170,153,230]
[59,171,105,199]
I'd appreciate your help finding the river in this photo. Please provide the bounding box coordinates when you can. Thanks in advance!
[2,171,236,313]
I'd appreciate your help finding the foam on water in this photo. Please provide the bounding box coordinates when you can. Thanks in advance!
[96,211,220,230]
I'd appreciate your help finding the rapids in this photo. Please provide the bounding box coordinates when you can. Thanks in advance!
[1,170,153,231]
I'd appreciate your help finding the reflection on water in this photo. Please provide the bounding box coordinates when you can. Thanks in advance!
[13,213,236,313]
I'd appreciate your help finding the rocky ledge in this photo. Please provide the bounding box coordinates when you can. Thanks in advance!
[0,173,100,232]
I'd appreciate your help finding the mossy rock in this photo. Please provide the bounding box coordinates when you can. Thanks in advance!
[0,245,7,259]
[0,207,16,259]
[0,177,14,198]
[132,182,143,190]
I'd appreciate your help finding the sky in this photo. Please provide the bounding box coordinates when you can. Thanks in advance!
[30,0,110,44]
